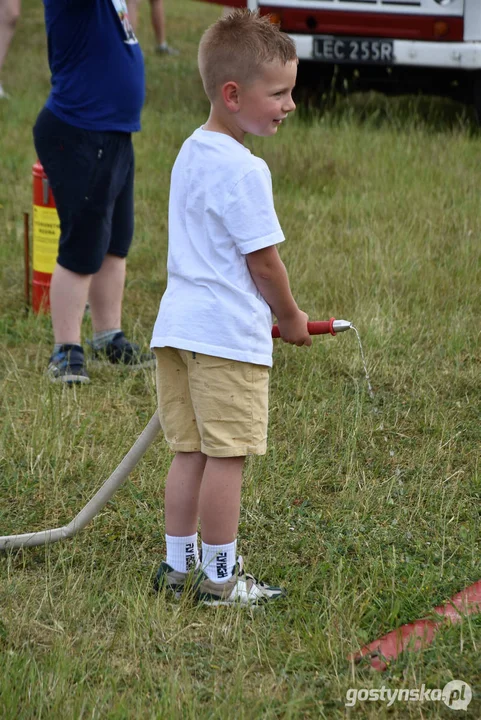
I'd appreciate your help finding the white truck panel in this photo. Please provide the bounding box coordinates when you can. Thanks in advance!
[464,0,481,42]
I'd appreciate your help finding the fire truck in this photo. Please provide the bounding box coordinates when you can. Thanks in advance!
[200,1,481,122]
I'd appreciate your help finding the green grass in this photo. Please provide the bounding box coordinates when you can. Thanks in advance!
[1,1,481,717]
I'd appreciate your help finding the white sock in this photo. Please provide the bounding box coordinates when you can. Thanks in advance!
[201,540,237,584]
[166,533,199,573]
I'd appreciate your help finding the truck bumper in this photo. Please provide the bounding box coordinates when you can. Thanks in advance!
[291,35,481,71]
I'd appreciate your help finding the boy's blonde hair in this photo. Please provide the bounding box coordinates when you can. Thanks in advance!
[198,10,297,102]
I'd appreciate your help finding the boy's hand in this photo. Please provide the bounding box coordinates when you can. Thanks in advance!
[277,310,312,347]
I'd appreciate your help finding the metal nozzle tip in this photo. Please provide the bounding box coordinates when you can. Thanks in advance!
[332,319,352,333]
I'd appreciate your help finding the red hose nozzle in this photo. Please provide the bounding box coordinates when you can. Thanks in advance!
[271,318,351,338]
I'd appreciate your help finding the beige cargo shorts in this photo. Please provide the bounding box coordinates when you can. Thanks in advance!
[154,347,270,458]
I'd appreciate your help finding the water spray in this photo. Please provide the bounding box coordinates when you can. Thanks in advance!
[0,317,365,551]
[273,317,373,399]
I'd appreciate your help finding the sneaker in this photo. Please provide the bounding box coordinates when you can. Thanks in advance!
[0,84,8,100]
[90,332,155,369]
[47,344,90,385]
[156,43,179,56]
[195,556,286,606]
[153,561,194,599]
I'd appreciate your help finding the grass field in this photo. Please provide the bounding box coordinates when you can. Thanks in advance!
[1,1,481,718]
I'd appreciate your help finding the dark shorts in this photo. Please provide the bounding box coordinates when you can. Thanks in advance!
[33,107,135,275]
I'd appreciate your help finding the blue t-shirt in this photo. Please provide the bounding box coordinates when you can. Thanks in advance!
[43,0,145,132]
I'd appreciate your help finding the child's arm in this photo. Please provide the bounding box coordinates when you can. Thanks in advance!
[246,245,312,347]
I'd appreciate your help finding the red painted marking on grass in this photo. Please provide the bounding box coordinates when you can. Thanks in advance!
[349,579,481,671]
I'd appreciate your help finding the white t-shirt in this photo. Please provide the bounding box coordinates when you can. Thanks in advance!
[151,128,285,367]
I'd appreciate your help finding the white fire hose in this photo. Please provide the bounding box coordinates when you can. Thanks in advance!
[0,412,161,550]
[1,319,353,552]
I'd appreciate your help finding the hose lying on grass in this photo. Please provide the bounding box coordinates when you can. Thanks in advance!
[0,318,351,551]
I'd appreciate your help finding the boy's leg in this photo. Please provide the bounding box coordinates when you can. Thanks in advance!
[197,454,285,602]
[163,454,243,581]
[199,456,244,544]
[153,349,204,592]
[164,451,206,537]
[161,451,206,577]
[198,456,244,585]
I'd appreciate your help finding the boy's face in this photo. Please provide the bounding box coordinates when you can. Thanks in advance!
[235,59,297,137]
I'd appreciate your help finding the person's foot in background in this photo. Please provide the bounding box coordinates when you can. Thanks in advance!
[126,0,179,57]
[156,42,179,56]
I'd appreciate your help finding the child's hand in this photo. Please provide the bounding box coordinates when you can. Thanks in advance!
[277,310,312,347]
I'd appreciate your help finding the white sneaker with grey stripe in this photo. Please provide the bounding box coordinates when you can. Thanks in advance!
[195,556,286,606]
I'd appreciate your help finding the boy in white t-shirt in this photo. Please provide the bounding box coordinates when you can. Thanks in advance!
[151,9,311,605]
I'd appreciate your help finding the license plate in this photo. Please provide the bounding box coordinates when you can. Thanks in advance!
[313,37,394,65]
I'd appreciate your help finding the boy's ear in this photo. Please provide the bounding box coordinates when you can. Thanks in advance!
[221,81,240,113]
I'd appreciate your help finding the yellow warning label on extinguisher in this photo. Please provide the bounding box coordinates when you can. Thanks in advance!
[33,205,60,274]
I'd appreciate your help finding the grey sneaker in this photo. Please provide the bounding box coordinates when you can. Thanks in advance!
[47,344,90,385]
[195,556,286,606]
[156,43,179,56]
[154,561,204,599]
[89,332,155,369]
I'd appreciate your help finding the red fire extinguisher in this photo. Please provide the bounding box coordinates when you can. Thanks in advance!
[32,161,60,313]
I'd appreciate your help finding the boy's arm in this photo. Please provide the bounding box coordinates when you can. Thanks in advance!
[246,245,312,347]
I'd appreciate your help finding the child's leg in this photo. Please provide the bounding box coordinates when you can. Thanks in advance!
[199,456,244,544]
[199,456,244,582]
[164,451,206,573]
[154,348,205,579]
[164,453,244,579]
[164,451,206,536]
[195,454,285,602]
